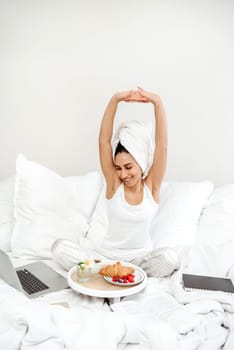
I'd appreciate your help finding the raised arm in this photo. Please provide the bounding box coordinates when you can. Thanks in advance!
[137,87,167,203]
[99,95,119,187]
[99,90,147,195]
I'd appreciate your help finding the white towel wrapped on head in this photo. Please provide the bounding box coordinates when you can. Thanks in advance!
[112,120,154,179]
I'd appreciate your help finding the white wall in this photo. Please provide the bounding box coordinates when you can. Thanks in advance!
[0,0,234,185]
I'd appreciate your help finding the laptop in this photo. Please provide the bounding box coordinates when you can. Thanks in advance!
[0,249,69,298]
[182,273,234,294]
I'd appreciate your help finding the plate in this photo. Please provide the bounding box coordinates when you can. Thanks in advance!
[68,263,147,298]
[103,269,145,287]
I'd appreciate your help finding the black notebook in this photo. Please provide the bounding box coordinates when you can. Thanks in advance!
[182,273,234,294]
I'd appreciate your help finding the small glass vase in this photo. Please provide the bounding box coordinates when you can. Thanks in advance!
[77,262,93,282]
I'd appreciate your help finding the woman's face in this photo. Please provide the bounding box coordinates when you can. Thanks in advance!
[114,152,142,187]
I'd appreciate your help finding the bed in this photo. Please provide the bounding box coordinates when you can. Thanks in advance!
[1,154,234,349]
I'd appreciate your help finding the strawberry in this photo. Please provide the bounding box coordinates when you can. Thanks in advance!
[127,276,135,283]
[112,276,119,282]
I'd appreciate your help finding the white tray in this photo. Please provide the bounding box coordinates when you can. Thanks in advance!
[67,262,147,299]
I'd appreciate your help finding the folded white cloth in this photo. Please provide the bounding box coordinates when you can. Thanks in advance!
[112,120,154,178]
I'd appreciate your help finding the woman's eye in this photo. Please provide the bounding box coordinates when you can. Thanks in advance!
[126,167,132,170]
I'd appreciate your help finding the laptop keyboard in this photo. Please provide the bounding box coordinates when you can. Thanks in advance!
[16,269,49,295]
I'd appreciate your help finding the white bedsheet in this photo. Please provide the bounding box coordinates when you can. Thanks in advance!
[112,243,234,349]
[0,284,134,350]
[1,243,234,349]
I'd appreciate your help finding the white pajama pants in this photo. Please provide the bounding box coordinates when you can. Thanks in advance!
[51,239,180,278]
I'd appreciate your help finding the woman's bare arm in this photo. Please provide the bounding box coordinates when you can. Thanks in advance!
[137,87,167,203]
[99,90,146,194]
[99,96,119,186]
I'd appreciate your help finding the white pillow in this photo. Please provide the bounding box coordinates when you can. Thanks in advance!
[88,180,214,250]
[196,184,234,245]
[64,173,103,222]
[0,176,15,252]
[150,181,214,249]
[87,185,108,248]
[11,154,102,259]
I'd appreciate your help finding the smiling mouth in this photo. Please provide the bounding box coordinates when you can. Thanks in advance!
[123,178,132,184]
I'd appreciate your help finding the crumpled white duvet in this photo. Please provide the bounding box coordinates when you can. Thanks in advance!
[1,242,234,350]
[112,279,234,349]
[0,284,135,350]
[112,243,234,349]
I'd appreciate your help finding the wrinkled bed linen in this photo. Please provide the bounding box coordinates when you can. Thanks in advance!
[1,243,234,349]
[112,242,234,349]
[0,284,135,350]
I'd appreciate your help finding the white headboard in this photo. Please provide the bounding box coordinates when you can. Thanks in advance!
[0,0,233,185]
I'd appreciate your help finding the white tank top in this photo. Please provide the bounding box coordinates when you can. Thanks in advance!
[97,183,159,261]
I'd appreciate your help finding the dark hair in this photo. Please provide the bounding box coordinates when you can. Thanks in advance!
[114,142,129,158]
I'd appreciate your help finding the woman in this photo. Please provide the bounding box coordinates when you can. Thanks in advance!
[52,87,179,277]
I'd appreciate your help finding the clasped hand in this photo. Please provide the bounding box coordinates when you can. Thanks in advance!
[114,86,161,106]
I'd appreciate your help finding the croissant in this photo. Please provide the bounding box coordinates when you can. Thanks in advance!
[99,262,134,277]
